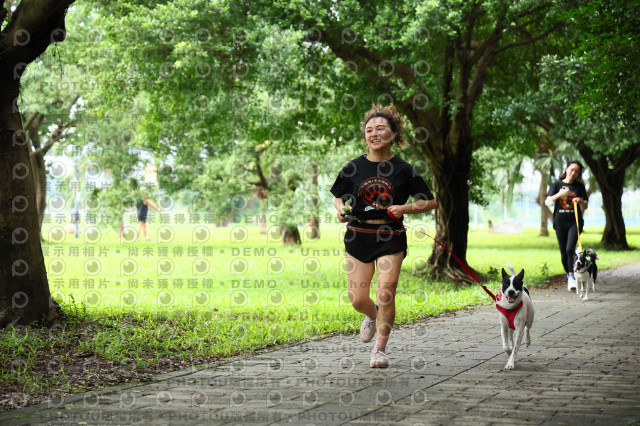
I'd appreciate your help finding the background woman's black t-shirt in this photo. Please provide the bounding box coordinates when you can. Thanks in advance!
[136,200,149,221]
[330,155,434,221]
[547,179,588,230]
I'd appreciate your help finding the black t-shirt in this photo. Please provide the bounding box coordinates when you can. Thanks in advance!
[330,155,434,221]
[136,200,149,219]
[547,180,588,229]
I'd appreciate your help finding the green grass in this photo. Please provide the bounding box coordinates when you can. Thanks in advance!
[2,218,639,404]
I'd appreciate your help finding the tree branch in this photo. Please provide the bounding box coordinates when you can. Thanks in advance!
[536,120,555,132]
[0,7,8,31]
[318,25,441,141]
[319,26,421,92]
[29,119,75,157]
[468,16,504,66]
[0,0,74,77]
[254,155,270,191]
[466,44,499,116]
[494,26,558,54]
[23,111,42,133]
[612,142,640,175]
[441,37,455,136]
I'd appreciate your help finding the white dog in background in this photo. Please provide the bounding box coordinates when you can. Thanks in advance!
[573,248,599,301]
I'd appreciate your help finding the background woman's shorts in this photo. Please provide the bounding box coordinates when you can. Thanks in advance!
[344,222,407,263]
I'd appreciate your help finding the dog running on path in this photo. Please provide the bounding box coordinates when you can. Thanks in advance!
[497,264,535,370]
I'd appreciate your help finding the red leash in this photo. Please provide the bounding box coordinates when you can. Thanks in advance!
[386,210,496,301]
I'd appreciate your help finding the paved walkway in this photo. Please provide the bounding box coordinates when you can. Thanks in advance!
[3,262,640,425]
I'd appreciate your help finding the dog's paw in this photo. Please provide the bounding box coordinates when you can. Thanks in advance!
[582,296,589,301]
[504,362,515,370]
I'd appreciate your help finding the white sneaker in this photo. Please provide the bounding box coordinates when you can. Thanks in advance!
[145,236,150,241]
[134,237,139,241]
[567,274,576,291]
[370,347,389,368]
[359,303,378,343]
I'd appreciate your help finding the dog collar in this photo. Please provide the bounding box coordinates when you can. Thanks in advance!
[495,291,524,330]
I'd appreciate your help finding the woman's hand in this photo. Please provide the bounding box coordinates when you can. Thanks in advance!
[334,197,350,223]
[387,205,405,220]
[558,187,571,200]
[389,199,436,218]
[572,197,588,210]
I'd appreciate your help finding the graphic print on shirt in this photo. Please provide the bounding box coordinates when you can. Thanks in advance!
[358,177,394,210]
[559,188,577,210]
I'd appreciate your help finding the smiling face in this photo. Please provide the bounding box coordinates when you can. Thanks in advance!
[564,163,582,183]
[501,268,525,304]
[364,117,397,152]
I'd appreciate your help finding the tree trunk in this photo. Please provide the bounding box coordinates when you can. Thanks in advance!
[0,126,58,327]
[117,216,125,237]
[580,146,632,250]
[26,113,47,231]
[403,107,479,283]
[0,0,72,326]
[309,216,319,239]
[600,186,627,249]
[536,169,552,236]
[309,163,319,239]
[426,134,476,282]
[282,226,301,245]
[260,211,268,234]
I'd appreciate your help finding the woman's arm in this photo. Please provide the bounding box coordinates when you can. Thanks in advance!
[145,199,161,211]
[388,199,436,218]
[545,186,569,206]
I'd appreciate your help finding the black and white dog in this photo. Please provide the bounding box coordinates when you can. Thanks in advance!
[573,249,599,301]
[497,264,535,370]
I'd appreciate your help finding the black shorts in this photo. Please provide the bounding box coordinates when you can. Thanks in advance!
[138,216,147,223]
[344,222,407,264]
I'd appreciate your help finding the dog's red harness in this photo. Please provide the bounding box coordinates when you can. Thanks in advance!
[495,291,525,330]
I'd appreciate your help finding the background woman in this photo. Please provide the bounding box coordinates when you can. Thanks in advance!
[545,160,589,290]
[136,190,161,241]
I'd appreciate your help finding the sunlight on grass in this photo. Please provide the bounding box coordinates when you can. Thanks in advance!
[2,221,638,398]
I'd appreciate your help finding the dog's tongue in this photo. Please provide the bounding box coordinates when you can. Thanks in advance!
[508,296,516,303]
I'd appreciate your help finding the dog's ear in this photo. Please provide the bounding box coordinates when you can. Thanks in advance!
[501,268,509,279]
[518,269,525,280]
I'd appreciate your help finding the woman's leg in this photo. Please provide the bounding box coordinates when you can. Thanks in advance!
[565,225,579,266]
[345,253,377,318]
[555,226,570,273]
[374,251,404,350]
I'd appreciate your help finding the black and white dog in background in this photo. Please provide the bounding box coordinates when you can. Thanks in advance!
[573,249,599,301]
[497,264,535,370]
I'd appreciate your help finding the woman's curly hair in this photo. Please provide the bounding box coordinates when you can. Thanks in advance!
[360,104,408,149]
